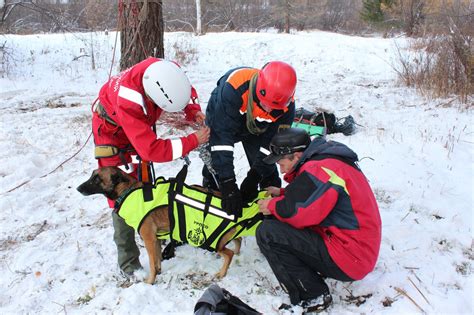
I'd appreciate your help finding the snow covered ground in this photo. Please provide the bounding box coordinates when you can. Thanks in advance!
[0,30,472,314]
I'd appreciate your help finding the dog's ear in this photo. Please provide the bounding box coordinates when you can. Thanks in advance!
[102,168,135,200]
[111,170,130,186]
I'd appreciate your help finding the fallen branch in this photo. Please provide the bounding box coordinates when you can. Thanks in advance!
[26,220,48,241]
[72,54,90,61]
[408,276,431,306]
[394,287,425,313]
[166,275,174,289]
[401,212,411,222]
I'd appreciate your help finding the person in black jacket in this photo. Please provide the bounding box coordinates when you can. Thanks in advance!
[203,61,297,217]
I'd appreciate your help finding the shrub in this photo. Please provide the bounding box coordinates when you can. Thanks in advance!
[394,25,472,105]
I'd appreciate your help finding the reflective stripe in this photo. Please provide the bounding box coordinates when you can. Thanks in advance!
[240,109,273,122]
[131,155,139,164]
[211,145,234,152]
[174,193,235,221]
[118,86,147,115]
[170,138,183,160]
[260,147,271,156]
[321,166,349,195]
[255,116,273,123]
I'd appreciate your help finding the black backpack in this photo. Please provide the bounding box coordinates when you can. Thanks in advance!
[194,284,261,315]
[294,108,356,136]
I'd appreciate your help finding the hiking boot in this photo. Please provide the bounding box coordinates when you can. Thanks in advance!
[121,260,143,276]
[118,266,142,283]
[300,292,333,313]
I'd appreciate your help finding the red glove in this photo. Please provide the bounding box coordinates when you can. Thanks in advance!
[184,86,202,122]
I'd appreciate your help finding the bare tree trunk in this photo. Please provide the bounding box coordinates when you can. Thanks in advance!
[284,0,290,33]
[195,0,202,35]
[119,0,164,71]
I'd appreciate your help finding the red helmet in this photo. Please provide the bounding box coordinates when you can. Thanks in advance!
[256,61,297,110]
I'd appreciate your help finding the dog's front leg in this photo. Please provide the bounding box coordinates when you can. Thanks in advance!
[216,247,234,279]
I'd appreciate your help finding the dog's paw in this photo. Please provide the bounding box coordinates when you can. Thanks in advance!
[213,271,226,280]
[145,277,156,285]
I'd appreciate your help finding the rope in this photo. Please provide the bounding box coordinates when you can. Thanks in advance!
[198,144,219,187]
[120,0,154,64]
[1,132,93,195]
[2,2,125,195]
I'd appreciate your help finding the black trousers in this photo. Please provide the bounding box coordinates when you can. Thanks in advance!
[202,136,281,188]
[256,218,353,305]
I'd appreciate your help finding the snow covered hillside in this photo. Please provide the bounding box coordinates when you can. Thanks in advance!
[0,30,472,314]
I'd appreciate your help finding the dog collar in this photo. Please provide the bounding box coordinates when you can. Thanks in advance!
[113,187,137,212]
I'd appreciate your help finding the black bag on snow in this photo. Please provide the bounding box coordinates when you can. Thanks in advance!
[294,108,356,136]
[294,108,336,132]
[194,284,261,315]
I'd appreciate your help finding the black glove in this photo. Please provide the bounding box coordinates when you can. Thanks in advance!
[240,168,262,205]
[219,177,242,217]
[259,170,282,189]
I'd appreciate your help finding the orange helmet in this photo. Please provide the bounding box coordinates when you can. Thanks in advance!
[256,61,297,110]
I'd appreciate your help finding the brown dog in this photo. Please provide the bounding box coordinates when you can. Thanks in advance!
[77,166,260,284]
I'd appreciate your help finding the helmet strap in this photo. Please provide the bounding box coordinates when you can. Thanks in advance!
[246,73,268,135]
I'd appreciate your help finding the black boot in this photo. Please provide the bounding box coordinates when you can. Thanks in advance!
[162,239,184,260]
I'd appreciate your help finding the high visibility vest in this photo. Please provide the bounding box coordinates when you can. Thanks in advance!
[116,177,264,251]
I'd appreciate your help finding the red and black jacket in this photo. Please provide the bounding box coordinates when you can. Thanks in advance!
[267,138,381,280]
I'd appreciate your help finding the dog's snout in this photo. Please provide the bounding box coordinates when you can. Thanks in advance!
[77,181,91,196]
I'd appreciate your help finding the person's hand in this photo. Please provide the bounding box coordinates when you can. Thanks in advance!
[194,111,206,125]
[219,177,242,217]
[240,168,262,205]
[264,186,281,197]
[194,126,210,145]
[257,199,271,215]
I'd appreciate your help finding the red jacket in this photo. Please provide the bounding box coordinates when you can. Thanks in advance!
[267,139,381,280]
[94,57,201,163]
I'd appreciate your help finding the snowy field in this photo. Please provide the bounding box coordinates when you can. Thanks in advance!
[0,30,472,314]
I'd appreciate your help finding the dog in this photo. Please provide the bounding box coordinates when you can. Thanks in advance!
[77,166,263,284]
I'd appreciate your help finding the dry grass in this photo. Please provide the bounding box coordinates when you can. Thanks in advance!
[394,25,473,106]
[167,39,198,66]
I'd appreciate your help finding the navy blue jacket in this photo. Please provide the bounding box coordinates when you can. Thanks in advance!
[206,67,295,180]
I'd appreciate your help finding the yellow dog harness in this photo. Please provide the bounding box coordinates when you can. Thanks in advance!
[116,166,264,251]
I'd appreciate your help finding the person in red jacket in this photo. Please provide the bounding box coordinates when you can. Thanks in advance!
[257,128,381,312]
[92,57,210,275]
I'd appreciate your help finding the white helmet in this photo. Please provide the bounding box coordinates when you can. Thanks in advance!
[142,60,191,112]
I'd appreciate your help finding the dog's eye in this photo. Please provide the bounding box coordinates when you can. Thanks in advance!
[92,174,101,184]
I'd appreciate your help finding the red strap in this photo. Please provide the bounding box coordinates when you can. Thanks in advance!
[140,160,150,183]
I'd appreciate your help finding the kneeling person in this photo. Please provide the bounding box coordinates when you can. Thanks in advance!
[256,128,381,312]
